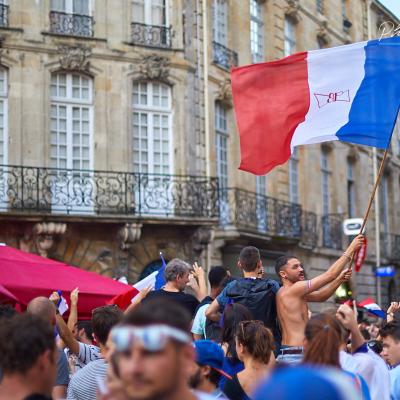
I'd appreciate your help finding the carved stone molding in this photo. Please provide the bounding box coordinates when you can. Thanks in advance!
[135,54,171,84]
[33,222,67,258]
[117,223,142,251]
[316,26,331,47]
[216,78,233,108]
[192,227,212,256]
[285,0,301,23]
[58,45,92,72]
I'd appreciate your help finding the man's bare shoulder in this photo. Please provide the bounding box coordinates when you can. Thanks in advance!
[277,281,307,298]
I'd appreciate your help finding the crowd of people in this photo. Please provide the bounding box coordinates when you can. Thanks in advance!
[1,234,400,400]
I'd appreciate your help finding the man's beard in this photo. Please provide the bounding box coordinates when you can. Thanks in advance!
[188,369,202,389]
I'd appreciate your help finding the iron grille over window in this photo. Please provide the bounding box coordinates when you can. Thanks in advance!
[49,11,93,37]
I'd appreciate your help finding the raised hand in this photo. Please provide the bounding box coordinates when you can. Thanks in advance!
[49,291,60,307]
[70,287,79,306]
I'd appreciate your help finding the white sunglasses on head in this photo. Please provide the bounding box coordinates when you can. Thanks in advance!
[111,324,192,352]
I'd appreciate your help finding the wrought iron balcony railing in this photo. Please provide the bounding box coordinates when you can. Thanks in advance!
[49,11,93,37]
[212,41,238,71]
[380,232,400,261]
[130,22,172,48]
[0,165,218,219]
[0,4,8,27]
[321,213,344,250]
[219,188,318,247]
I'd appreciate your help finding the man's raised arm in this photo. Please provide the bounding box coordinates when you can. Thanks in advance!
[289,235,363,297]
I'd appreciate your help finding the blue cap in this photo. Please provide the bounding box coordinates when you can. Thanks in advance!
[253,365,361,400]
[194,340,231,379]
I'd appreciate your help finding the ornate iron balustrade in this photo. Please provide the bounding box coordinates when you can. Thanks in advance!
[219,188,317,247]
[380,232,400,261]
[130,22,171,48]
[49,11,93,37]
[321,214,343,250]
[0,4,8,27]
[0,165,218,219]
[212,41,238,71]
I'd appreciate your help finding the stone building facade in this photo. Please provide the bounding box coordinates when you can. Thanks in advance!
[0,0,399,307]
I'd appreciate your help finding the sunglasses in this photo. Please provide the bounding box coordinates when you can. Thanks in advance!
[111,324,192,353]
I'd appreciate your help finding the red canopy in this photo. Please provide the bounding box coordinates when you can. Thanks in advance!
[0,245,130,318]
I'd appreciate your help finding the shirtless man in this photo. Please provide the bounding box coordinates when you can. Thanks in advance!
[275,234,364,364]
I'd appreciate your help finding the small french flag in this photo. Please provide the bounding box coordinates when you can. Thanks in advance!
[56,290,69,316]
[358,298,386,319]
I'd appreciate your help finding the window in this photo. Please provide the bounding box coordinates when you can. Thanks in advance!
[132,0,167,26]
[284,17,296,57]
[50,0,92,37]
[215,102,228,191]
[379,174,390,233]
[256,175,267,232]
[317,0,324,14]
[50,73,93,171]
[0,0,8,27]
[213,0,228,46]
[132,81,172,174]
[250,0,264,63]
[347,161,355,218]
[0,68,7,166]
[321,150,330,215]
[289,148,299,204]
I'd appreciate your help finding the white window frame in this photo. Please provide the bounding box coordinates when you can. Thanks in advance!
[213,0,228,46]
[132,0,168,26]
[317,0,324,14]
[132,81,173,175]
[380,174,389,233]
[0,68,8,167]
[284,17,296,57]
[256,175,267,232]
[250,0,264,63]
[51,0,92,15]
[289,148,299,204]
[50,73,94,171]
[321,150,331,216]
[347,161,355,218]
[215,102,229,190]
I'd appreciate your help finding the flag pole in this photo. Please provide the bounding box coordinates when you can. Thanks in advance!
[347,148,388,274]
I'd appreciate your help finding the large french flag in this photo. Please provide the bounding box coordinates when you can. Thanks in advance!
[358,298,386,319]
[231,37,400,175]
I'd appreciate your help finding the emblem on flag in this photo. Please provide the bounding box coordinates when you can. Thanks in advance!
[314,90,351,108]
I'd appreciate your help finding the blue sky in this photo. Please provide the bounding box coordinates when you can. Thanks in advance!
[379,0,400,19]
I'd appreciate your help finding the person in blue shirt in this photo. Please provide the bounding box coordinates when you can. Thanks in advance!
[380,321,400,400]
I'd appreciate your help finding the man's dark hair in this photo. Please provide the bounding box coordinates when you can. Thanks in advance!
[92,305,123,345]
[207,368,222,386]
[274,255,298,277]
[0,314,55,374]
[0,304,17,320]
[208,266,228,288]
[380,321,400,341]
[124,298,191,334]
[239,246,260,272]
[77,320,93,341]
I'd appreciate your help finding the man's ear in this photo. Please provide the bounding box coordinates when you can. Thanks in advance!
[237,261,242,270]
[202,365,212,378]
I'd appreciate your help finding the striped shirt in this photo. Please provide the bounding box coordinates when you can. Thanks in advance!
[67,358,107,400]
[78,342,101,365]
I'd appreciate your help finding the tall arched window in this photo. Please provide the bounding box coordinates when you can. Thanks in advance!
[0,68,8,166]
[132,81,172,174]
[50,72,93,170]
[250,0,264,63]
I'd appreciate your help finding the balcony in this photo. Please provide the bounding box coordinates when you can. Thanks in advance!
[0,4,8,27]
[212,41,238,71]
[49,11,93,37]
[321,214,344,250]
[381,232,400,262]
[130,22,171,48]
[219,188,318,247]
[0,165,218,220]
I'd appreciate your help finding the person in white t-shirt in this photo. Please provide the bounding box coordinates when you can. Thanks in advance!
[104,298,213,400]
[335,304,390,400]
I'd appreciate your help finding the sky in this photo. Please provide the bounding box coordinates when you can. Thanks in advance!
[379,0,400,19]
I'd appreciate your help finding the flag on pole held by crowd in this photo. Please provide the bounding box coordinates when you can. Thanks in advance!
[358,298,386,318]
[133,252,167,292]
[231,37,400,175]
[108,252,167,310]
